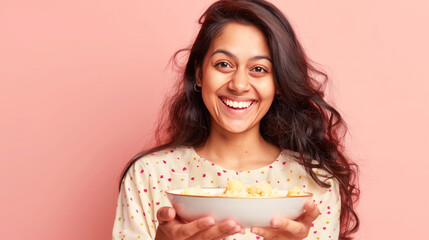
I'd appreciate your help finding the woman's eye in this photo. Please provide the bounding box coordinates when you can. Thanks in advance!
[252,66,267,73]
[215,62,232,68]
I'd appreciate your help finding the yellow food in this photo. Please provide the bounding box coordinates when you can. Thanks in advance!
[183,186,203,196]
[183,179,307,198]
[286,186,305,197]
[224,179,276,197]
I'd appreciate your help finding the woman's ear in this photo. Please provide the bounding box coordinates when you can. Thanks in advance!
[195,61,202,86]
[275,85,280,95]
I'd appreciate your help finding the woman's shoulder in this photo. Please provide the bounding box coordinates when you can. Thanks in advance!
[279,149,336,183]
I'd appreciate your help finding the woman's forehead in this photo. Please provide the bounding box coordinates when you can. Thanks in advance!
[207,22,271,59]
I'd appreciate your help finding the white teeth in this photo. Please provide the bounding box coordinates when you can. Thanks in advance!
[222,99,252,109]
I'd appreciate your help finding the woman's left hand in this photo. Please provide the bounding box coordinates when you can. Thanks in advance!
[250,199,320,240]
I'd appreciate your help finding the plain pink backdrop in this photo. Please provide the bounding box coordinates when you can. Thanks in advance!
[1,0,428,239]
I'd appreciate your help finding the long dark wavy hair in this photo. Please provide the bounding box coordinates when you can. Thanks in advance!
[121,0,359,238]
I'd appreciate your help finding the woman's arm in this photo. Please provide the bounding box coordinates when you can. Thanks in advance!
[112,162,155,239]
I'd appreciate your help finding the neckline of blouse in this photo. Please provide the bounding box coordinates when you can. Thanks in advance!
[188,146,289,174]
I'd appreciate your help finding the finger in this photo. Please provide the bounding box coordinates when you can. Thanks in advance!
[157,207,176,224]
[239,226,246,235]
[272,217,305,231]
[250,226,270,239]
[300,199,320,226]
[274,217,308,235]
[194,219,242,240]
[173,216,216,239]
[251,218,308,239]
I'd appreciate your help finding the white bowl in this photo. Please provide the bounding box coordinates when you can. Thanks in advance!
[166,188,312,227]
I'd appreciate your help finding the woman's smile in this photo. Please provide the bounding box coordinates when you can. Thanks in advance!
[220,97,254,110]
[217,96,257,120]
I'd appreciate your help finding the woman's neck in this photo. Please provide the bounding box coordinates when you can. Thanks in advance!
[195,123,281,171]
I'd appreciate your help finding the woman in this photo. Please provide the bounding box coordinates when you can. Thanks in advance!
[113,0,359,239]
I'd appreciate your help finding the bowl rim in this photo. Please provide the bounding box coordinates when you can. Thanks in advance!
[166,187,313,199]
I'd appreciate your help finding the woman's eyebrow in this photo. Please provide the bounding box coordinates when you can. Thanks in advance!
[252,55,272,63]
[211,49,272,63]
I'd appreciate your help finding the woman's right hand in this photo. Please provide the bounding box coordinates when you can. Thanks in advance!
[155,206,244,240]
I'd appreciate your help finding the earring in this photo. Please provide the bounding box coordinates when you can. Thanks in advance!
[194,83,201,92]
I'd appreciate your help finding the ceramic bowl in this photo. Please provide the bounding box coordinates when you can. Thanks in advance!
[166,188,312,227]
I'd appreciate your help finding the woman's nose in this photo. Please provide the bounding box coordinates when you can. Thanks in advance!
[228,69,251,93]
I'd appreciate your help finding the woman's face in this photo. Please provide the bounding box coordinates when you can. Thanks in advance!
[197,22,276,135]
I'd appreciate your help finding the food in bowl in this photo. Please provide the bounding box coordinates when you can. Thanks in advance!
[183,179,306,198]
[166,180,312,227]
[286,186,306,197]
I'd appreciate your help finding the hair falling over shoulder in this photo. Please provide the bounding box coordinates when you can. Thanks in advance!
[121,0,360,238]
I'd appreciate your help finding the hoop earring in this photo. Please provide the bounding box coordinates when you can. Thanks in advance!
[194,83,201,92]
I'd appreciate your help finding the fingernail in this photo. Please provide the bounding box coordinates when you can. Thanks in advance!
[163,208,170,218]
[203,218,215,227]
[167,208,174,218]
[240,227,246,234]
[225,220,236,229]
[272,218,281,228]
[234,226,241,232]
[251,227,259,234]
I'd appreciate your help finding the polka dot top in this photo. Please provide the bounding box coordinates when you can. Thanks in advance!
[112,146,340,240]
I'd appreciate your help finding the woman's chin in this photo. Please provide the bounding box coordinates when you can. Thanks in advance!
[220,122,259,135]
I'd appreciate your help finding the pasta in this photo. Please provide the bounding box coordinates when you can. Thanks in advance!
[183,179,306,198]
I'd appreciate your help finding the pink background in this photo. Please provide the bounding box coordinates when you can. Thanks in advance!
[1,0,428,239]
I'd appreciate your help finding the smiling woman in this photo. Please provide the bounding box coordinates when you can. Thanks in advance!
[113,1,359,239]
[197,23,276,136]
